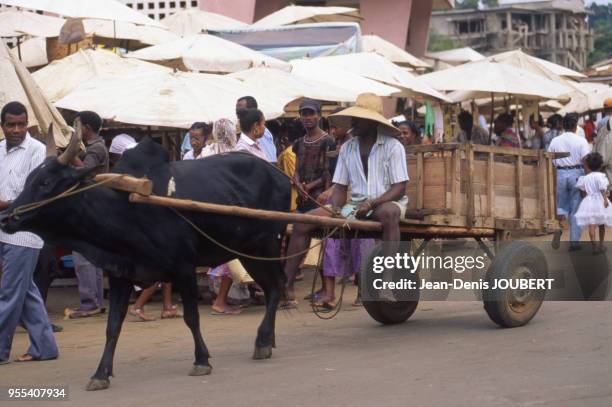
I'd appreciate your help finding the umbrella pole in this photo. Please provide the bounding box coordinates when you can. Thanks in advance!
[16,36,22,61]
[515,96,521,148]
[489,92,494,144]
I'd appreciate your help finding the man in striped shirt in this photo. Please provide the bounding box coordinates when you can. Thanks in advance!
[0,101,58,364]
[283,93,409,304]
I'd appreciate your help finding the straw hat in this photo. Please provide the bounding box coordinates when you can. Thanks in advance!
[330,93,400,135]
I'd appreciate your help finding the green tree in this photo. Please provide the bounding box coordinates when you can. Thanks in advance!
[481,0,499,7]
[588,3,612,66]
[428,30,457,52]
[456,0,479,9]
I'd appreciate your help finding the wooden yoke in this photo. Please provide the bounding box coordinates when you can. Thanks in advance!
[93,174,153,196]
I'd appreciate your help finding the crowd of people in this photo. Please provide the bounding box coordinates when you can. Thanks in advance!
[3,91,612,364]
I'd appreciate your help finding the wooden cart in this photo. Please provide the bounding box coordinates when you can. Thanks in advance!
[102,143,564,329]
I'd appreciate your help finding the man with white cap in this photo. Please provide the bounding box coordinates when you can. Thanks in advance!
[283,93,409,305]
[108,133,137,168]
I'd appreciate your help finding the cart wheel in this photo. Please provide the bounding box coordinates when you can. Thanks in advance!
[363,300,419,325]
[483,241,548,328]
[360,241,419,325]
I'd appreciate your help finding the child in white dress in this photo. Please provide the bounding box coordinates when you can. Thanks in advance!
[575,152,612,254]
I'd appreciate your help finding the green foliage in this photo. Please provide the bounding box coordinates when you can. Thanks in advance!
[428,30,457,52]
[456,0,479,9]
[588,3,612,66]
[481,0,499,7]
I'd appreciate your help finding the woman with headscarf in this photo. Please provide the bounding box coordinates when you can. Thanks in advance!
[201,118,237,158]
[203,118,243,315]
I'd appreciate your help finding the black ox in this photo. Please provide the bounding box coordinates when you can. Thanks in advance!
[0,130,291,391]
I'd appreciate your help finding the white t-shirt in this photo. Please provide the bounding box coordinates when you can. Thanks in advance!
[547,131,590,167]
[576,126,586,139]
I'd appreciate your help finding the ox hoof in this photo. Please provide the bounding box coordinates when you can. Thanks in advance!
[189,364,212,376]
[253,345,273,360]
[86,379,110,391]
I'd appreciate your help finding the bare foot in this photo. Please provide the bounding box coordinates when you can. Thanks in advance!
[129,306,156,321]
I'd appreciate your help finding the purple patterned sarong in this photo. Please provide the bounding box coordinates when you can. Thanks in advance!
[322,238,376,278]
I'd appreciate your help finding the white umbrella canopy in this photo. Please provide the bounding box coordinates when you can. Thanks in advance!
[421,60,572,101]
[10,37,48,68]
[54,70,293,128]
[229,66,361,103]
[289,60,400,98]
[161,9,247,37]
[427,47,485,64]
[82,19,179,47]
[0,10,65,37]
[0,41,70,145]
[558,82,612,114]
[252,5,361,28]
[361,35,431,69]
[291,53,449,102]
[126,34,290,73]
[485,49,586,80]
[0,0,164,27]
[33,48,169,103]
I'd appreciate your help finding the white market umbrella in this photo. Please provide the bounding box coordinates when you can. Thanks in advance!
[0,10,65,38]
[0,0,164,27]
[289,60,400,98]
[126,34,290,73]
[291,53,449,102]
[252,5,361,28]
[161,9,247,37]
[485,49,586,80]
[55,70,293,128]
[10,37,47,68]
[82,19,179,47]
[0,41,70,145]
[229,67,360,103]
[558,82,612,114]
[361,35,431,69]
[427,47,485,65]
[33,48,169,103]
[421,60,572,101]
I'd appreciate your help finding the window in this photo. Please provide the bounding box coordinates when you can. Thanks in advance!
[126,3,133,8]
[159,2,165,8]
[137,3,144,9]
[180,1,186,8]
[148,14,155,19]
[159,13,165,18]
[191,1,198,6]
[170,1,176,7]
[148,2,155,8]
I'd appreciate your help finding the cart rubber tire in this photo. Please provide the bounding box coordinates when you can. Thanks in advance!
[483,241,548,328]
[363,300,419,325]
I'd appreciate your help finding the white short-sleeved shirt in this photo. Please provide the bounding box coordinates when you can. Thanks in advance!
[333,134,409,203]
[0,134,45,249]
[547,131,590,167]
[576,172,609,196]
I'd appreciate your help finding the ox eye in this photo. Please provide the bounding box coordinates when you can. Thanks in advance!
[42,179,51,186]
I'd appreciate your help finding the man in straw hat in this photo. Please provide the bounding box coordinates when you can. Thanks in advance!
[283,93,409,305]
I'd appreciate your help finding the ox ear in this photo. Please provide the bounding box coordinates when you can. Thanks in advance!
[45,124,57,157]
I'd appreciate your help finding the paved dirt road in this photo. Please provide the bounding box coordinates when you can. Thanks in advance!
[2,279,611,407]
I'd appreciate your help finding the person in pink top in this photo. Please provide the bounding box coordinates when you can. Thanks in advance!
[235,108,268,161]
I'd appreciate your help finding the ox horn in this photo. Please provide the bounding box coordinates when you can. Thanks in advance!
[57,118,82,166]
[45,123,57,158]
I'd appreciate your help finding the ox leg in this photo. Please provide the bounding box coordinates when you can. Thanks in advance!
[87,275,132,391]
[176,272,212,376]
[242,258,283,360]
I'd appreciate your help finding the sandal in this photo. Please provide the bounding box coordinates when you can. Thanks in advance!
[312,300,336,311]
[65,307,103,319]
[15,353,37,362]
[279,299,298,310]
[210,308,241,316]
[161,306,183,319]
[129,307,156,322]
